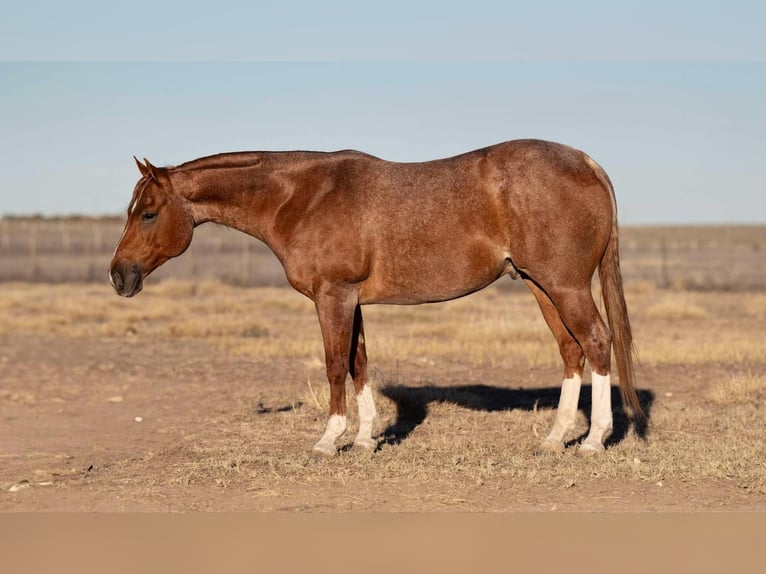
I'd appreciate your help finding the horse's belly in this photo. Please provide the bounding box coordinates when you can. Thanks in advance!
[359,241,509,305]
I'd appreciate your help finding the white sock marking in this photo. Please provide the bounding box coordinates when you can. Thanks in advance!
[312,414,347,455]
[545,373,582,445]
[354,385,378,449]
[582,372,613,450]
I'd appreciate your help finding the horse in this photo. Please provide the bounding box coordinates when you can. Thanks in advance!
[109,139,642,456]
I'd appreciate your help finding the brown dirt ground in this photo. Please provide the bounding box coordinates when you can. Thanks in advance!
[1,317,763,511]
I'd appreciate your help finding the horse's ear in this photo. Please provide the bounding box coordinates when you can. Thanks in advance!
[142,157,160,182]
[134,156,149,177]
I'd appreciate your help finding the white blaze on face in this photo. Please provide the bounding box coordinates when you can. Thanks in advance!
[129,177,149,215]
[111,224,129,260]
[113,178,151,261]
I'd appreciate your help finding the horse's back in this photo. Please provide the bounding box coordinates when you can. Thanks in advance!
[357,139,613,256]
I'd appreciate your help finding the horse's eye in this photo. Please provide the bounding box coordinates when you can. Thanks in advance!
[141,212,157,223]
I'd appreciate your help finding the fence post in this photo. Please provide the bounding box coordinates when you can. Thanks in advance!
[242,236,251,285]
[188,245,197,278]
[660,236,669,289]
[91,222,102,253]
[59,220,71,252]
[30,221,39,281]
[0,219,9,252]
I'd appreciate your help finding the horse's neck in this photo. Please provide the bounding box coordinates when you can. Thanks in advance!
[176,166,286,246]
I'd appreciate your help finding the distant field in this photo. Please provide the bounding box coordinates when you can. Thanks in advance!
[1,218,765,511]
[2,217,765,290]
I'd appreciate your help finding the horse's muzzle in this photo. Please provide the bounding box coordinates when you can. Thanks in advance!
[110,261,144,297]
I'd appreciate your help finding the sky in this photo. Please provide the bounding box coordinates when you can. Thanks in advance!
[1,1,764,224]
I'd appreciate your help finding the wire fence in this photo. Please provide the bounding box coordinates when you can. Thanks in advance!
[0,217,287,287]
[1,217,765,291]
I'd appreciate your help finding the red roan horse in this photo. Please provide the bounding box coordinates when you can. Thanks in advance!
[110,139,641,456]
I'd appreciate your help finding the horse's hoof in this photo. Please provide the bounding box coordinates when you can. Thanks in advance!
[352,438,377,452]
[536,439,565,455]
[310,443,337,458]
[577,442,606,456]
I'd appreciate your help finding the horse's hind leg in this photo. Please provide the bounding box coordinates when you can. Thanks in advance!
[349,305,379,450]
[525,280,586,453]
[545,285,614,454]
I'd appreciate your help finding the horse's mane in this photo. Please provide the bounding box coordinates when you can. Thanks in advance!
[173,150,378,172]
[173,152,263,172]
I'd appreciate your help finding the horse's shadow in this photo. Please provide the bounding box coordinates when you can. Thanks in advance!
[377,384,655,449]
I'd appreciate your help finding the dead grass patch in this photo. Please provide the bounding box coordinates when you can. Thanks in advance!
[1,283,763,371]
[743,294,766,319]
[709,371,766,405]
[646,294,709,320]
[145,404,766,496]
[303,378,331,412]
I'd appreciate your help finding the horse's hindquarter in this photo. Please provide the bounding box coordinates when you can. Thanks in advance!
[493,140,615,287]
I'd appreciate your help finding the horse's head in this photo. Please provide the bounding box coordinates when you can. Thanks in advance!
[109,157,194,297]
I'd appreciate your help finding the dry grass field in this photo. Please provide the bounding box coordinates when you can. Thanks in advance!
[1,218,765,511]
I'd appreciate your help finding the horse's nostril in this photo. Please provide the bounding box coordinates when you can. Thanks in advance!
[111,270,124,292]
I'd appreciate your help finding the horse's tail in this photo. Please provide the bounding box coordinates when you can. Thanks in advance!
[588,157,644,420]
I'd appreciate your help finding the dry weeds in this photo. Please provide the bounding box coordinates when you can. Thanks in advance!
[1,281,763,368]
[709,371,766,405]
[1,278,765,510]
[122,379,766,498]
[646,293,709,320]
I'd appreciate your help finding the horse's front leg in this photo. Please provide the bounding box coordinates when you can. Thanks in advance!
[350,304,379,451]
[311,287,358,456]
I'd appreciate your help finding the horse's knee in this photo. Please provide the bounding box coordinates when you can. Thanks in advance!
[585,327,612,374]
[325,356,349,384]
[559,338,585,375]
